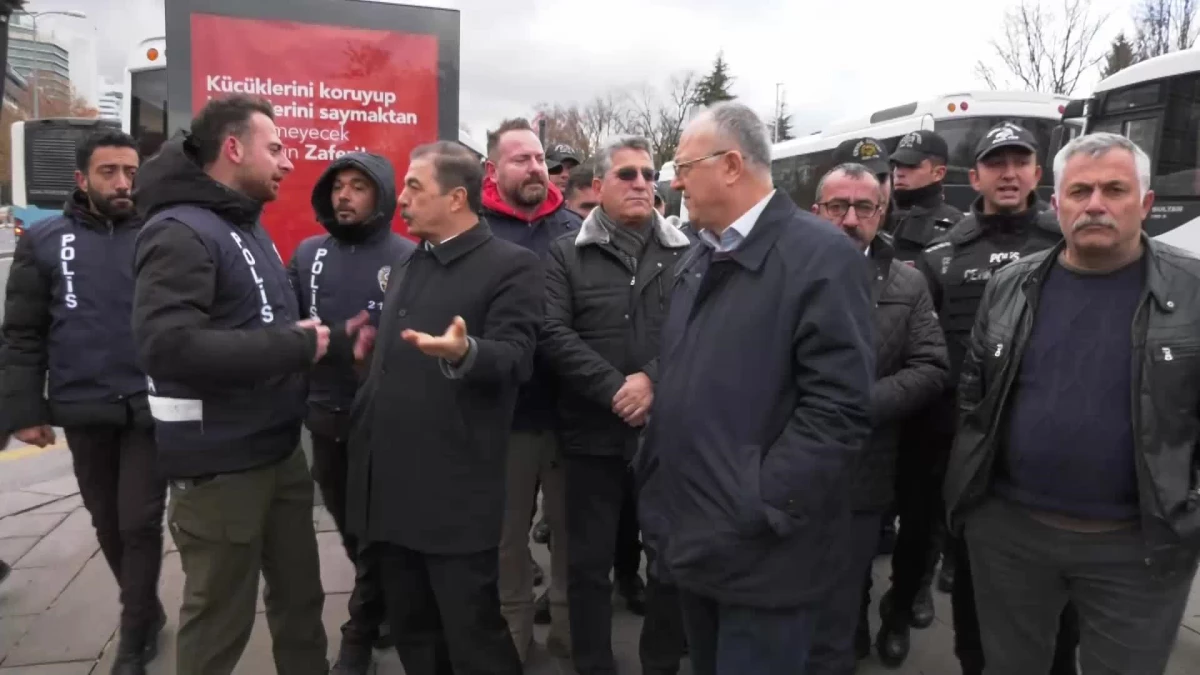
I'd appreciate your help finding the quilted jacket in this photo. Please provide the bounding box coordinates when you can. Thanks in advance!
[852,235,950,511]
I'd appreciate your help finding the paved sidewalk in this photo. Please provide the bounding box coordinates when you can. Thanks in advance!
[0,476,1198,674]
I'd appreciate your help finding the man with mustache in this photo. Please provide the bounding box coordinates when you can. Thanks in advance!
[287,152,415,675]
[891,121,1077,675]
[945,131,1200,673]
[2,129,166,675]
[482,118,581,661]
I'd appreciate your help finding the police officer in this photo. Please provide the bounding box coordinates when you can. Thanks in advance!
[889,130,964,261]
[833,137,892,211]
[547,144,582,193]
[131,94,333,675]
[875,122,1078,674]
[2,129,166,675]
[287,152,415,675]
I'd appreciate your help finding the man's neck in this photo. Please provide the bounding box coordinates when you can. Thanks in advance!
[706,183,772,235]
[428,215,479,245]
[205,164,241,194]
[1060,239,1144,274]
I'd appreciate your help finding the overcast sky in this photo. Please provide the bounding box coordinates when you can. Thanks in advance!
[26,0,1137,141]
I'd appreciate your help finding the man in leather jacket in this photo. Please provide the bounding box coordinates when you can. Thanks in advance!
[946,131,1200,674]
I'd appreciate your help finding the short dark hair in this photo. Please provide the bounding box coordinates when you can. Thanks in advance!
[486,118,534,159]
[76,129,138,172]
[565,161,595,199]
[189,95,275,167]
[411,140,484,212]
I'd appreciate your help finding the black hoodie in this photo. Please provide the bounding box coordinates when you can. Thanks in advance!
[289,152,415,429]
[1,190,148,431]
[131,133,316,477]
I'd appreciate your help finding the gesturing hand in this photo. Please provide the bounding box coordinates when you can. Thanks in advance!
[345,310,376,363]
[401,316,470,362]
[296,318,331,363]
[612,372,653,427]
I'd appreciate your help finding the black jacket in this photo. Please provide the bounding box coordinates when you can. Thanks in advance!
[635,192,874,608]
[945,236,1200,577]
[131,134,316,477]
[345,219,544,554]
[851,238,949,512]
[888,184,964,262]
[1,191,150,430]
[289,152,415,440]
[481,177,581,433]
[542,210,692,458]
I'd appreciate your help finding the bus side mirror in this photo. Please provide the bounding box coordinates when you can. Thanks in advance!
[1062,99,1087,119]
[1050,125,1066,155]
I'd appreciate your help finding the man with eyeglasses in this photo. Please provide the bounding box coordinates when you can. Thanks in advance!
[482,118,581,662]
[807,163,949,673]
[548,144,581,192]
[881,121,1078,675]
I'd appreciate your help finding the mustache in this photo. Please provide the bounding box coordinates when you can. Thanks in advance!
[1072,215,1118,232]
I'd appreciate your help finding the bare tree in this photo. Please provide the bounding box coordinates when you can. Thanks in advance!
[975,0,1108,95]
[531,102,592,157]
[625,71,700,167]
[1134,0,1199,58]
[580,93,631,156]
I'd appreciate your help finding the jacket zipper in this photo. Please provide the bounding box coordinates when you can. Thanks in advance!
[1130,291,1168,568]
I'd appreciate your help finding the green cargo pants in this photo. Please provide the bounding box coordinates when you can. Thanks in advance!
[168,448,328,675]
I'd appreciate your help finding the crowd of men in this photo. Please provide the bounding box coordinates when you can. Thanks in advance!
[0,88,1198,675]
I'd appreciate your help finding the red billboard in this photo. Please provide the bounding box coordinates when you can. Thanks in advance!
[189,13,439,260]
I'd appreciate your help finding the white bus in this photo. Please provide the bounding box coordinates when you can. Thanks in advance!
[771,91,1078,213]
[121,36,486,161]
[1060,49,1200,253]
[9,117,121,234]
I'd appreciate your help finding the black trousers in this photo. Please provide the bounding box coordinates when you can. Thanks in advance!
[65,424,166,636]
[310,432,387,645]
[614,466,642,579]
[376,543,521,675]
[639,550,687,675]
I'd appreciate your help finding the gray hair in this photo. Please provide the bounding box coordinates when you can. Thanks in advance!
[815,162,884,202]
[699,102,772,172]
[594,135,653,178]
[1053,132,1153,198]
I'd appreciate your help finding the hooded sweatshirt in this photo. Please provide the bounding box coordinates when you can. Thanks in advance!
[290,152,415,421]
[481,176,581,432]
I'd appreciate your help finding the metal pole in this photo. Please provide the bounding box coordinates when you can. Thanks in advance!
[773,83,782,142]
[30,14,37,118]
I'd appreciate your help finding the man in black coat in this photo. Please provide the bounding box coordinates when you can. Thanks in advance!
[3,129,166,675]
[541,135,691,675]
[287,151,415,674]
[635,102,874,674]
[343,140,543,675]
[805,163,949,674]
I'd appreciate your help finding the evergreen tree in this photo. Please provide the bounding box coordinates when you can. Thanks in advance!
[1101,32,1139,78]
[773,100,794,142]
[696,52,736,107]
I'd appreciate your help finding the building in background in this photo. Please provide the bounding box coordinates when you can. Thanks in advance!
[4,64,27,113]
[98,82,122,120]
[7,14,72,110]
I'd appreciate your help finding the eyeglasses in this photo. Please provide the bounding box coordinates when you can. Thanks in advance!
[817,199,882,219]
[674,150,733,177]
[614,166,659,182]
[548,165,564,175]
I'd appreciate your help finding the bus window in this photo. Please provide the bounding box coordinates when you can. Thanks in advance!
[1125,117,1160,159]
[936,116,1058,187]
[130,67,168,159]
[1154,74,1200,198]
[772,150,834,210]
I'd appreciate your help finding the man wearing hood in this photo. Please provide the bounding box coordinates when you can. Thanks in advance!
[873,121,1078,674]
[482,118,581,661]
[287,152,415,675]
[131,95,338,675]
[2,129,166,675]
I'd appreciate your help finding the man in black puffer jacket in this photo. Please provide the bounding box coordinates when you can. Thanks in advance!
[2,129,167,675]
[807,163,949,674]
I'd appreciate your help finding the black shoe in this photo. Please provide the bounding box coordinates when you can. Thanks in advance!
[937,556,956,594]
[532,518,551,544]
[142,602,167,662]
[911,585,935,629]
[110,634,149,675]
[875,620,910,669]
[616,574,646,616]
[533,589,551,625]
[331,640,372,675]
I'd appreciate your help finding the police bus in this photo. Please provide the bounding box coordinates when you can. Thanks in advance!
[1059,49,1200,254]
[771,91,1078,213]
[10,117,122,236]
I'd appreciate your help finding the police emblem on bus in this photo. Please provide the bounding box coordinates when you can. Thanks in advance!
[378,266,391,292]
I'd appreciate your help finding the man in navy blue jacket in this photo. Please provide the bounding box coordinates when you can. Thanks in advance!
[635,102,874,675]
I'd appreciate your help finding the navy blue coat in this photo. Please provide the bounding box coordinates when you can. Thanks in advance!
[634,191,875,609]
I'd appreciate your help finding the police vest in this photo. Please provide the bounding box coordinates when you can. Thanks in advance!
[27,214,145,404]
[291,230,415,411]
[140,205,306,478]
[890,203,963,263]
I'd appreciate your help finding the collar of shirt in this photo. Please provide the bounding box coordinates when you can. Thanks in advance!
[698,189,776,253]
[425,231,462,250]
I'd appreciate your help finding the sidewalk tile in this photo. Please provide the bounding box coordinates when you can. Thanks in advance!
[4,554,118,666]
[0,664,93,675]
[20,479,79,499]
[0,495,59,521]
[0,564,84,617]
[0,617,34,663]
[24,498,82,517]
[13,511,97,570]
[0,540,39,568]
[0,515,68,541]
